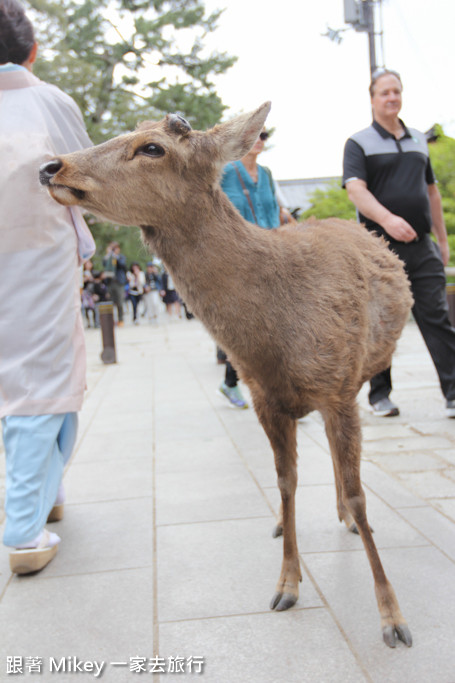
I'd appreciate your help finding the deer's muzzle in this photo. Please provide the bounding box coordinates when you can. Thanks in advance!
[39,159,86,202]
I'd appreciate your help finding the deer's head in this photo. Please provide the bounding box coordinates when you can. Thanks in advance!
[39,102,271,228]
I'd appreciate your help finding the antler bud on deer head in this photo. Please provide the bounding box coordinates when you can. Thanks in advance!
[166,114,192,137]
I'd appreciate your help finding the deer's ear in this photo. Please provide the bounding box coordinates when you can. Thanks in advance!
[208,102,271,164]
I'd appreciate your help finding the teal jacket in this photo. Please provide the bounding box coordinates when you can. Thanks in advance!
[221,161,280,229]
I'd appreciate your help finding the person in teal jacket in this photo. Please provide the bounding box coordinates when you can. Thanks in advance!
[218,129,281,409]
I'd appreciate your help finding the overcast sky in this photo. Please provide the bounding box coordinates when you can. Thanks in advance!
[201,0,454,180]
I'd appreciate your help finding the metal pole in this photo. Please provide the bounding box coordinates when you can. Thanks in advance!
[363,0,377,77]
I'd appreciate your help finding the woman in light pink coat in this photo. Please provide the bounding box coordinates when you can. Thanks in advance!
[0,0,95,574]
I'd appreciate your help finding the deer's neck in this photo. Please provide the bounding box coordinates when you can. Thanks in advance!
[141,188,273,344]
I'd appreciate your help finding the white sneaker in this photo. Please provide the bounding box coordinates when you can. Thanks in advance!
[218,382,248,409]
[371,398,399,417]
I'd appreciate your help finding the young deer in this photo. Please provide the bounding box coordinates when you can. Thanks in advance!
[40,102,413,647]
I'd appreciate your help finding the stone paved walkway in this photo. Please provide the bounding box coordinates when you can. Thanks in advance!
[1,316,455,682]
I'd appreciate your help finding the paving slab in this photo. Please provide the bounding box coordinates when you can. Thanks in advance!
[367,451,448,472]
[157,517,322,623]
[155,434,242,475]
[362,435,454,454]
[400,505,455,562]
[396,470,455,499]
[360,461,427,508]
[159,610,368,683]
[42,497,154,576]
[0,568,155,683]
[435,448,455,467]
[64,455,153,504]
[304,546,455,683]
[76,428,154,463]
[155,462,271,525]
[429,497,455,522]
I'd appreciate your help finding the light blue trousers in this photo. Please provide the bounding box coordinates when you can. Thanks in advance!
[1,413,78,547]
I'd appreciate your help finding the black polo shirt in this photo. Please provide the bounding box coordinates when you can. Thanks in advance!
[342,119,435,241]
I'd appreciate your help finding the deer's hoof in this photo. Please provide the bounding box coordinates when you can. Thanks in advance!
[270,591,298,611]
[272,524,283,538]
[382,623,413,648]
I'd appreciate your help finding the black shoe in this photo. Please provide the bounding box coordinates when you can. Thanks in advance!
[371,398,399,417]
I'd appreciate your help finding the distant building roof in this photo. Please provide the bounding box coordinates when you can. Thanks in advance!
[425,124,439,143]
[276,176,340,212]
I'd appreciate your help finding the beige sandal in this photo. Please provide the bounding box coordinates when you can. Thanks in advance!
[9,530,59,575]
[47,503,64,523]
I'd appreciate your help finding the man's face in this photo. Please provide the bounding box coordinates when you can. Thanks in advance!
[371,74,402,120]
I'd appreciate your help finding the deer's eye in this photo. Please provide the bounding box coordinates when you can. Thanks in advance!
[136,143,165,158]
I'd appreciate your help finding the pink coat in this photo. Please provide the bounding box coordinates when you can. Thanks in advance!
[0,67,94,417]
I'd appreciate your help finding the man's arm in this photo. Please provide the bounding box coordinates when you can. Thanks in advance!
[428,183,449,266]
[346,179,417,242]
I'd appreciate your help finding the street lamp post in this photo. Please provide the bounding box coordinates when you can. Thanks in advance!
[343,0,383,77]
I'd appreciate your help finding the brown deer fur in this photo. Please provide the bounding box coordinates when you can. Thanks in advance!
[39,102,413,647]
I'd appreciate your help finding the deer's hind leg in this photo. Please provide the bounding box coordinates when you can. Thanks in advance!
[255,400,301,611]
[323,400,412,648]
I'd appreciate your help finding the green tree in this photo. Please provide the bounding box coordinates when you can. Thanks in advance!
[428,125,455,237]
[25,0,235,142]
[300,180,356,221]
[24,0,236,265]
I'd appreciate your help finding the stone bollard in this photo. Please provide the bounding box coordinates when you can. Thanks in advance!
[98,302,117,364]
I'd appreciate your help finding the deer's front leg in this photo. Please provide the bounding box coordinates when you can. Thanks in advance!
[255,403,302,611]
[270,454,302,611]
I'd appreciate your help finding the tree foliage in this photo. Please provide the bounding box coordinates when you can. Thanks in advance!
[24,0,235,142]
[300,180,356,221]
[428,125,455,236]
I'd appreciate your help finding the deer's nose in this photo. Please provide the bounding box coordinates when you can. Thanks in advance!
[39,159,63,186]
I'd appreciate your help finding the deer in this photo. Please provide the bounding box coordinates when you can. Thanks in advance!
[39,102,413,648]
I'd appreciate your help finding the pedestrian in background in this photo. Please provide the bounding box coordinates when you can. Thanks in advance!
[218,128,281,409]
[143,261,162,322]
[103,241,127,326]
[127,262,145,325]
[160,270,181,318]
[0,0,94,573]
[343,68,455,418]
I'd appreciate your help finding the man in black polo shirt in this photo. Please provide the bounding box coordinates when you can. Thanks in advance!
[343,69,455,418]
